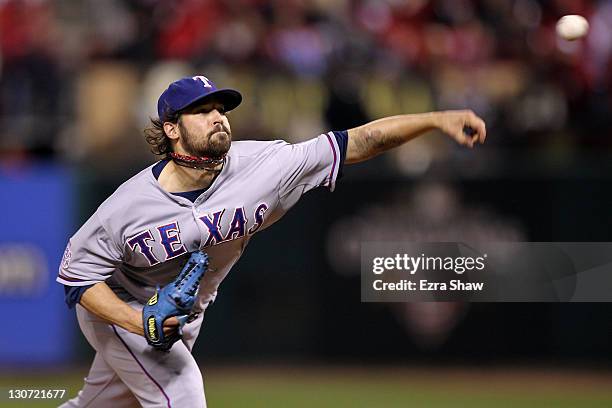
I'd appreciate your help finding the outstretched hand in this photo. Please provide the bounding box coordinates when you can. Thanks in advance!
[436,110,487,148]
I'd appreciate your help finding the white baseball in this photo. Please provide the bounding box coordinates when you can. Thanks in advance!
[556,15,589,41]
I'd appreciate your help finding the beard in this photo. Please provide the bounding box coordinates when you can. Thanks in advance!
[179,120,232,158]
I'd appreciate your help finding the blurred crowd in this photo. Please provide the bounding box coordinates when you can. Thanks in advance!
[0,0,611,174]
[1,0,610,361]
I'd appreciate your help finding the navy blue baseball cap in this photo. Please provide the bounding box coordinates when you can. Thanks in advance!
[157,76,242,121]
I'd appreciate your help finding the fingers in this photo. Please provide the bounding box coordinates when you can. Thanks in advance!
[162,317,180,336]
[163,326,178,336]
[466,110,487,145]
[456,130,476,148]
[164,317,180,327]
[163,327,176,336]
[455,110,487,148]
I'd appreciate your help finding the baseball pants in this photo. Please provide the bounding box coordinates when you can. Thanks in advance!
[59,302,206,408]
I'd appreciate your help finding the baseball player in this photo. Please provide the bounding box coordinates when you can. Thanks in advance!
[57,75,486,407]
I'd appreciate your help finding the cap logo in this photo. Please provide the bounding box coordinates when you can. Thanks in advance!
[192,76,212,88]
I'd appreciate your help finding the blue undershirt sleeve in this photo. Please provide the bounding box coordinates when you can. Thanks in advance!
[64,284,94,309]
[331,130,348,180]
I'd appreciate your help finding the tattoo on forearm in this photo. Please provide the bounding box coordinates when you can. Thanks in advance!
[355,128,404,159]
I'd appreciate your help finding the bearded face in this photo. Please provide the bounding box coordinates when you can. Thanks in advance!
[178,118,232,158]
[174,102,233,159]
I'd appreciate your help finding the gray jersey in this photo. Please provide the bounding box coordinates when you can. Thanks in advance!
[57,133,342,313]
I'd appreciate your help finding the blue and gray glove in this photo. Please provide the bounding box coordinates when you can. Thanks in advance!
[143,251,209,351]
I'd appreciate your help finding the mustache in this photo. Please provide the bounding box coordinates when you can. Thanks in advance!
[208,124,230,138]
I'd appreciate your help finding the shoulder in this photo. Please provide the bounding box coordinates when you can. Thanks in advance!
[228,136,330,162]
[227,140,291,172]
[228,140,288,159]
[94,163,160,221]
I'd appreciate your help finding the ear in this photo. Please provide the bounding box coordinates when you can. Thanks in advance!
[163,122,180,141]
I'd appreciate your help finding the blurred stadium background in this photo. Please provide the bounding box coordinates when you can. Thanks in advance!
[1,0,612,406]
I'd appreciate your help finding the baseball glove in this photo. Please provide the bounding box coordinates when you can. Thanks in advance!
[143,251,209,351]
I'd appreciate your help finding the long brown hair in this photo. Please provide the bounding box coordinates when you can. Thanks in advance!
[143,112,180,156]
